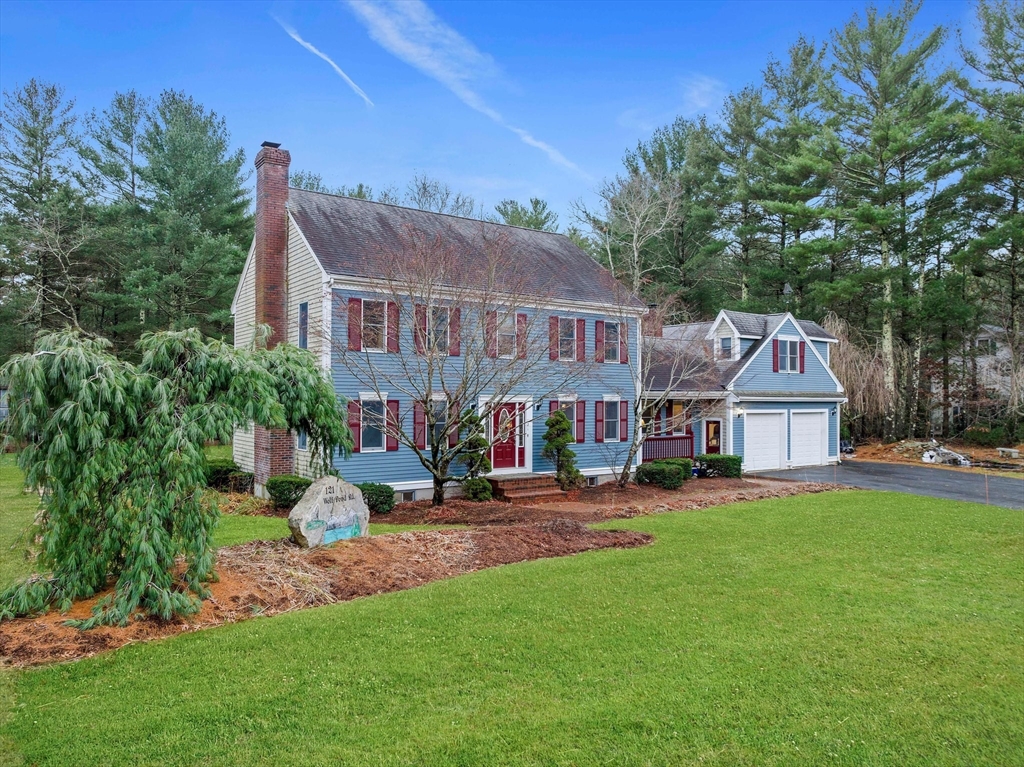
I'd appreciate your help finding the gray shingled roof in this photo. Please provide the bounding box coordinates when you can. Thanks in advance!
[722,310,836,341]
[288,188,643,307]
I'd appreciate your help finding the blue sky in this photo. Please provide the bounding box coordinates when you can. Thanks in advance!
[1,0,974,224]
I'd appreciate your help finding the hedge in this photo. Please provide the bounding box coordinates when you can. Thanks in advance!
[266,474,312,509]
[356,482,396,514]
[463,477,493,502]
[654,457,694,477]
[635,461,685,490]
[227,470,253,494]
[694,454,742,478]
[205,458,240,490]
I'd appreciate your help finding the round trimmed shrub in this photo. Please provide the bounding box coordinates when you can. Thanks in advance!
[356,482,396,514]
[463,477,493,502]
[266,474,312,509]
[635,461,684,490]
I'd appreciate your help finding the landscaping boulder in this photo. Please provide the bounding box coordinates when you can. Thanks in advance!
[288,477,369,548]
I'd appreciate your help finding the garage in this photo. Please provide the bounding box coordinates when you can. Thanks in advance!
[790,411,827,467]
[744,412,785,471]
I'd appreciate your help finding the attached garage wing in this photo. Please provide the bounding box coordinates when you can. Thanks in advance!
[744,412,785,471]
[790,411,827,467]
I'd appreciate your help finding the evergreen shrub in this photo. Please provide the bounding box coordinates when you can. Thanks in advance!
[635,461,685,489]
[356,482,396,514]
[266,475,312,509]
[463,478,493,502]
[695,454,743,478]
[205,458,240,490]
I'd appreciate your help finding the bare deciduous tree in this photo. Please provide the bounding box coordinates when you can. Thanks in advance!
[330,224,593,505]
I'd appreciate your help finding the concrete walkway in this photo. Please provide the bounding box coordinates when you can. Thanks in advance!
[761,460,1023,510]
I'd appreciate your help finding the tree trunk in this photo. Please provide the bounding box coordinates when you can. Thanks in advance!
[880,236,898,442]
[432,478,446,507]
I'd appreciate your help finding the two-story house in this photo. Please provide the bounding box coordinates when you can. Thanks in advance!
[232,142,644,499]
[643,310,845,471]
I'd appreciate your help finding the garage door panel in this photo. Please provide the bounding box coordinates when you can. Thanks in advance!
[745,413,784,471]
[791,411,826,467]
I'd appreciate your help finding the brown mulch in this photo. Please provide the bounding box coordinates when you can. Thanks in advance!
[0,521,651,668]
[851,440,1024,473]
[373,477,839,526]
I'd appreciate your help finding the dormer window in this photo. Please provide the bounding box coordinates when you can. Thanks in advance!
[719,336,733,360]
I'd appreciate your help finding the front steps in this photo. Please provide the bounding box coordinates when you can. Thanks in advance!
[487,474,566,504]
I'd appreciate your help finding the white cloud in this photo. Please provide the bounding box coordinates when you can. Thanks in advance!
[344,0,587,177]
[678,74,726,116]
[616,73,728,136]
[275,17,374,108]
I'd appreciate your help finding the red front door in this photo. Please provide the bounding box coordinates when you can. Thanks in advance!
[491,403,519,469]
[705,420,722,454]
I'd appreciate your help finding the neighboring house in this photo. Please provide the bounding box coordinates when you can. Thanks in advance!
[643,310,845,472]
[232,142,644,498]
[928,324,1016,430]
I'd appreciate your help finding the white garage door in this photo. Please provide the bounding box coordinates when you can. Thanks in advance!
[745,413,785,471]
[791,411,826,467]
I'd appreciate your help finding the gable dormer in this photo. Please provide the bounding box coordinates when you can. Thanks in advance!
[729,315,843,393]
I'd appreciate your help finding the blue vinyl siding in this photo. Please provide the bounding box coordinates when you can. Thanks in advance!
[811,339,829,365]
[733,319,840,393]
[330,288,638,486]
[740,338,757,355]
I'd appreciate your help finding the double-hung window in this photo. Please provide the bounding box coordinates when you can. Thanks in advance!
[558,317,576,361]
[361,400,386,452]
[719,336,732,360]
[604,400,620,441]
[362,300,387,352]
[429,399,448,444]
[558,400,576,440]
[429,307,450,351]
[604,322,620,362]
[298,302,309,350]
[497,317,516,359]
[778,339,799,372]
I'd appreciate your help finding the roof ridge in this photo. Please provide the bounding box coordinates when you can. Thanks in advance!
[288,186,573,240]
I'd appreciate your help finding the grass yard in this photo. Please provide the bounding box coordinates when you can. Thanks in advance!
[2,491,1020,766]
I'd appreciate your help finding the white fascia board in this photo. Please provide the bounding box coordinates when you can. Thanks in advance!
[736,396,848,403]
[326,275,646,318]
[641,390,729,399]
[230,239,256,315]
[724,312,845,393]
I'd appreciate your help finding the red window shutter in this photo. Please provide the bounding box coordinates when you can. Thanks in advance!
[576,401,585,444]
[386,400,399,451]
[576,318,586,362]
[799,341,806,373]
[772,339,780,372]
[516,313,527,359]
[449,308,461,356]
[413,402,426,449]
[549,400,557,414]
[595,401,604,443]
[595,320,605,363]
[620,400,628,441]
[620,323,629,364]
[348,401,361,453]
[415,304,427,354]
[485,310,497,358]
[448,401,460,447]
[387,302,400,353]
[549,316,559,360]
[348,298,362,352]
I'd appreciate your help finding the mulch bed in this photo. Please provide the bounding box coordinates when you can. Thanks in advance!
[0,521,651,668]
[373,477,840,526]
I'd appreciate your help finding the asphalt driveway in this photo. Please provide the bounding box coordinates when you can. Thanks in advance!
[761,460,1024,510]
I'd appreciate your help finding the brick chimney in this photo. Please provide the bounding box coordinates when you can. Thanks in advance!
[252,141,294,494]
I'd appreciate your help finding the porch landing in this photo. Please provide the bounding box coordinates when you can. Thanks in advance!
[487,474,567,504]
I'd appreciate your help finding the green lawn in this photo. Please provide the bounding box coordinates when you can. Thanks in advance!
[2,491,1019,766]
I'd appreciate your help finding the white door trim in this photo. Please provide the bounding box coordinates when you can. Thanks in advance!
[479,396,534,475]
[743,409,787,471]
[790,408,829,468]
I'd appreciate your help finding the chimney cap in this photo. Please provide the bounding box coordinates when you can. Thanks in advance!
[261,141,282,148]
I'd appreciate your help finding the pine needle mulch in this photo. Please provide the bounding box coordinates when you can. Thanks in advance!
[0,521,652,667]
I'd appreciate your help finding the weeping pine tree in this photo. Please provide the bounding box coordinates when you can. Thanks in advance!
[0,327,351,627]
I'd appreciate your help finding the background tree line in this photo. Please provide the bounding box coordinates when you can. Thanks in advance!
[575,0,1022,444]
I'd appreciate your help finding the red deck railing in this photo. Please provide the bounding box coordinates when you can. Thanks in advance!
[642,434,695,462]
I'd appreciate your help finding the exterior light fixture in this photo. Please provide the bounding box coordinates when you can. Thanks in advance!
[735,407,745,418]
[830,406,838,416]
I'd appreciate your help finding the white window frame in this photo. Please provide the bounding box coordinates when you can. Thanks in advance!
[298,302,309,350]
[604,321,620,362]
[429,305,450,353]
[359,395,387,453]
[603,395,620,442]
[558,317,576,361]
[429,397,449,446]
[297,429,308,451]
[719,336,733,360]
[778,337,800,373]
[497,315,517,360]
[361,299,387,353]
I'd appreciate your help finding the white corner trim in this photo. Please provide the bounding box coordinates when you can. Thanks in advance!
[230,239,257,315]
